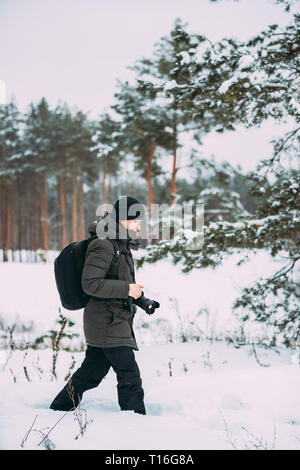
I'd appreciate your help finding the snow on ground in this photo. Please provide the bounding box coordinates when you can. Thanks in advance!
[0,250,299,450]
[0,342,299,450]
[0,248,288,346]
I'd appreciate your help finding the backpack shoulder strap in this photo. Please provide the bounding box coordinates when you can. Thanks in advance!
[105,238,122,279]
[110,239,136,284]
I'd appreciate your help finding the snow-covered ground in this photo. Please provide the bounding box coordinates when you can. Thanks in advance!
[0,247,288,347]
[0,249,299,450]
[0,342,299,450]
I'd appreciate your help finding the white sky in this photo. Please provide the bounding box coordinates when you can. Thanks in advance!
[0,0,294,173]
[0,79,5,104]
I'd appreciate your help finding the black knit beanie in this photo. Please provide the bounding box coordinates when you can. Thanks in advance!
[114,195,144,221]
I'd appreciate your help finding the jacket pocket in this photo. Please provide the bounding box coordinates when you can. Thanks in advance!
[106,304,132,338]
[107,302,131,319]
[106,313,132,338]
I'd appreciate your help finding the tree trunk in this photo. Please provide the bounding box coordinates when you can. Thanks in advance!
[40,169,49,251]
[108,175,113,204]
[25,173,31,252]
[132,179,136,198]
[71,168,78,242]
[147,137,156,215]
[78,172,85,240]
[170,112,178,205]
[0,180,5,260]
[0,182,4,261]
[11,183,17,252]
[17,174,24,255]
[102,165,107,204]
[57,154,68,249]
[3,181,12,262]
[34,172,41,252]
[30,171,35,252]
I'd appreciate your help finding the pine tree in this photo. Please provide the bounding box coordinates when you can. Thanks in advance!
[181,154,253,223]
[93,113,123,208]
[67,110,98,241]
[129,18,206,205]
[136,8,300,347]
[112,80,172,213]
[23,98,53,251]
[0,99,22,261]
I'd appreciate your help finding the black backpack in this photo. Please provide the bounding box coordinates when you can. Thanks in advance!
[54,220,122,311]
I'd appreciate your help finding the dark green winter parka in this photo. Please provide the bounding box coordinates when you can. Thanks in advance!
[81,212,140,351]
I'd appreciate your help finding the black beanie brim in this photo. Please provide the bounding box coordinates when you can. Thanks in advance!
[114,195,144,221]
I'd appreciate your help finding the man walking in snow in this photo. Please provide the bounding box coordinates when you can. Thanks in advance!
[49,195,147,415]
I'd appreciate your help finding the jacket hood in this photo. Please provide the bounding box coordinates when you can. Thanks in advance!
[95,212,141,251]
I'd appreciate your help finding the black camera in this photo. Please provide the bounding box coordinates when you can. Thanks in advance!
[123,291,160,315]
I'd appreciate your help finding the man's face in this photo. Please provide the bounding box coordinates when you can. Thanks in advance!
[121,219,142,232]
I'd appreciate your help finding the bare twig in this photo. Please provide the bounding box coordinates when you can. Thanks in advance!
[31,355,44,379]
[73,407,94,440]
[168,358,174,377]
[64,355,76,382]
[2,349,13,371]
[201,350,213,369]
[51,313,67,381]
[217,408,238,450]
[23,351,32,382]
[34,428,56,450]
[2,324,17,371]
[250,343,271,368]
[67,380,94,440]
[9,368,16,383]
[37,411,69,447]
[21,414,38,448]
[218,408,277,450]
[241,424,277,450]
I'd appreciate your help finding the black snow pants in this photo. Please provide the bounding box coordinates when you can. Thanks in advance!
[49,345,146,415]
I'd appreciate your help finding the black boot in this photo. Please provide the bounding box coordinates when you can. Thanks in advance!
[133,404,146,415]
[50,380,82,411]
